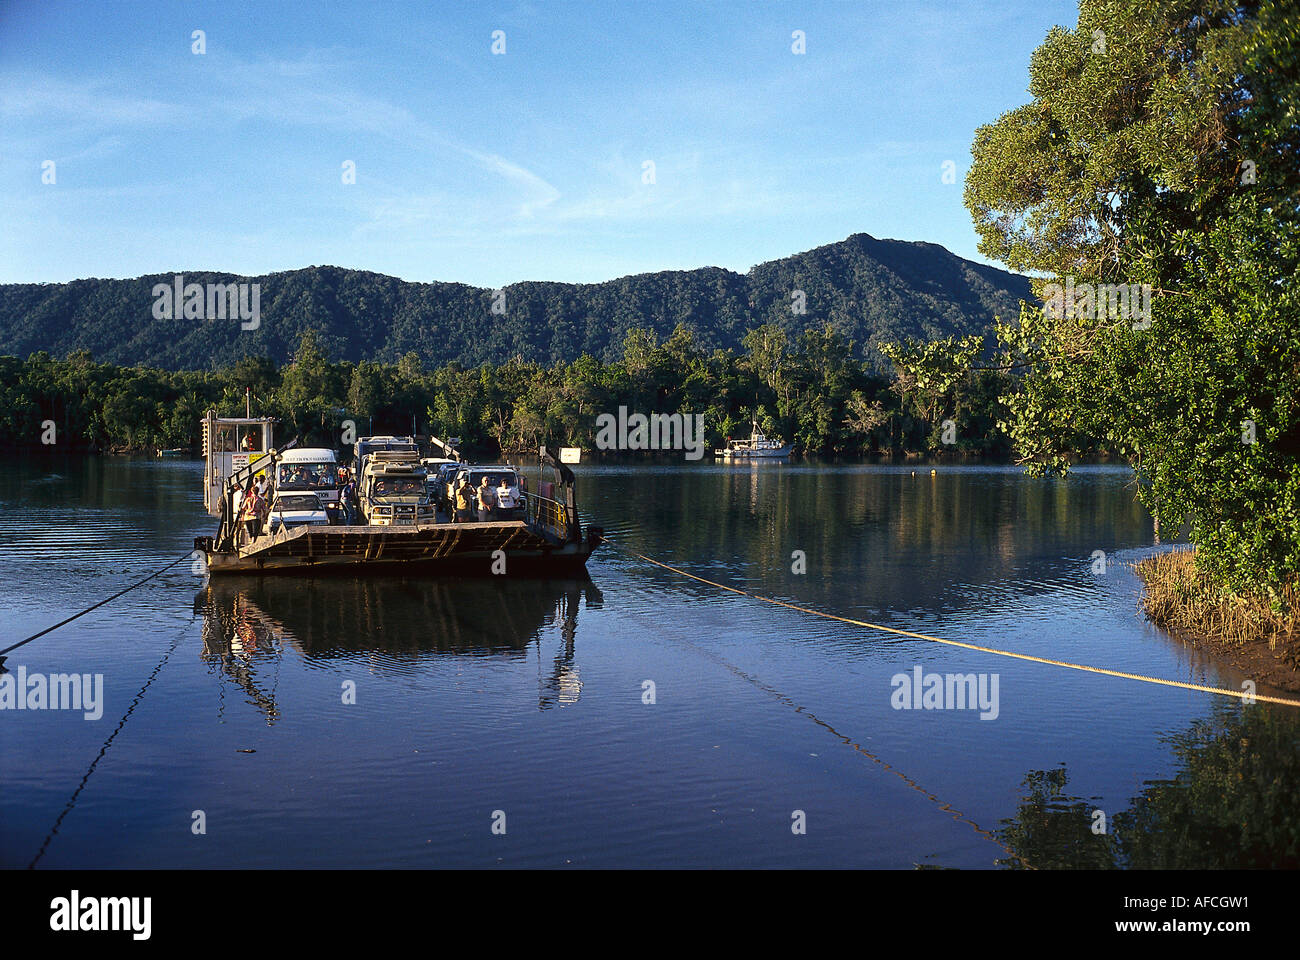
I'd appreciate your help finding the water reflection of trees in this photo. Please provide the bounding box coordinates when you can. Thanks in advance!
[194,575,601,720]
[997,702,1300,869]
[597,466,1154,612]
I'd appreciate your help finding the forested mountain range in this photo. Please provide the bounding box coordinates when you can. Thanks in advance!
[0,232,1031,370]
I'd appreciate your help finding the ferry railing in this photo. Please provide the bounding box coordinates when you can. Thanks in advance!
[522,491,571,544]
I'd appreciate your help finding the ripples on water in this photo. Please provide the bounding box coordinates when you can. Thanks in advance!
[1,456,1297,869]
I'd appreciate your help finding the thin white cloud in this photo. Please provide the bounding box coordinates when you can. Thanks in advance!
[1,52,565,222]
[0,73,175,123]
[196,52,564,217]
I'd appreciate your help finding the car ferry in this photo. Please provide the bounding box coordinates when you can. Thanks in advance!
[194,410,602,575]
[714,421,793,459]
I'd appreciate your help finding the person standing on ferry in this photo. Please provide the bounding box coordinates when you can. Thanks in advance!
[477,475,497,522]
[454,479,474,523]
[497,475,520,519]
[239,484,264,544]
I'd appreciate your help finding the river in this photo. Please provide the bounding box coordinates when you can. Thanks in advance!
[2,456,1295,868]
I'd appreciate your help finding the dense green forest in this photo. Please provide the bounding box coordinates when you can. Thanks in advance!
[0,233,1029,372]
[1,324,1022,459]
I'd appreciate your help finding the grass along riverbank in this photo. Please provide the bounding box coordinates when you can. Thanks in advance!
[1135,550,1300,692]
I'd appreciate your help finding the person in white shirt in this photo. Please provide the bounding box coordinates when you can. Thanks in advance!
[497,476,520,518]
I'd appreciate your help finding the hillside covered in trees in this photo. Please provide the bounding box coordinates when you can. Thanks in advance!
[0,233,1030,371]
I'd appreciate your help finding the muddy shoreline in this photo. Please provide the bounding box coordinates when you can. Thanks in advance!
[1135,550,1300,695]
[1142,613,1300,694]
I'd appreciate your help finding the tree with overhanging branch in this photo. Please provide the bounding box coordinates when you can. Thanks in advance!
[962,0,1299,593]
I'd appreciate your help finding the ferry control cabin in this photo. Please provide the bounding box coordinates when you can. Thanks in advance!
[195,410,602,574]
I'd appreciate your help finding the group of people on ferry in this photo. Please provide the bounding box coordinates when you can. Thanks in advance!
[451,473,522,523]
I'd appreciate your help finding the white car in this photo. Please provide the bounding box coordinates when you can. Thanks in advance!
[267,492,330,534]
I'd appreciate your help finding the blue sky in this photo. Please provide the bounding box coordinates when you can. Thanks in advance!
[0,0,1078,287]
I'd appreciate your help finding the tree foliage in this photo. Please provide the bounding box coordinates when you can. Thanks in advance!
[1,326,1017,459]
[965,0,1300,592]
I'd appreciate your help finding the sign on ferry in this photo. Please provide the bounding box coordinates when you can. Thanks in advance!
[232,452,269,474]
[560,448,582,464]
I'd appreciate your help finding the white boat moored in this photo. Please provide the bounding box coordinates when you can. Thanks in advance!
[715,421,792,459]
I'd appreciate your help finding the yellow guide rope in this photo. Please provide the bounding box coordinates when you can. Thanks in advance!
[616,547,1300,710]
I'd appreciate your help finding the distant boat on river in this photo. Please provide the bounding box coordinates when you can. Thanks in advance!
[715,422,792,459]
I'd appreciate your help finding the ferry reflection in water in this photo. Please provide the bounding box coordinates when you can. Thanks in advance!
[195,576,602,721]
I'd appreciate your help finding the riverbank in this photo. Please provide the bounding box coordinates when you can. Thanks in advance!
[1135,549,1300,693]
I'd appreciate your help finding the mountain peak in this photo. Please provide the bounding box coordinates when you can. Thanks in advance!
[0,234,1030,371]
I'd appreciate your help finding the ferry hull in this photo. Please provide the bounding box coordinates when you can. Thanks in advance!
[201,521,600,576]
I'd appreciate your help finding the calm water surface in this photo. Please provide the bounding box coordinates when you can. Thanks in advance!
[2,457,1296,868]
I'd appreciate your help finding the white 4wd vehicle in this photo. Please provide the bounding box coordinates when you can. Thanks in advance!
[267,492,330,534]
